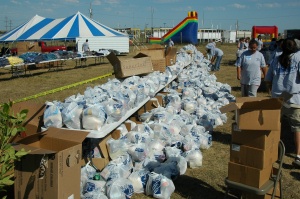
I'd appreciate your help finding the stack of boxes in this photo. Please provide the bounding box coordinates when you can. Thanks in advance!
[220,97,282,199]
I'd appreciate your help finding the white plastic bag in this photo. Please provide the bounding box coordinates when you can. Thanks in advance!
[106,178,134,199]
[43,101,63,128]
[128,169,150,193]
[82,104,106,130]
[61,102,82,129]
[146,172,175,199]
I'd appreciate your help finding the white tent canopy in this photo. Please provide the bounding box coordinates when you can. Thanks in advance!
[0,12,127,42]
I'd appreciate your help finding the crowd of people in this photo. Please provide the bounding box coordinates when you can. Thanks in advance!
[233,35,300,168]
[205,35,300,168]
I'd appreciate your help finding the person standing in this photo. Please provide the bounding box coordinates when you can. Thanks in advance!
[206,44,223,71]
[235,38,245,66]
[168,38,174,48]
[82,39,90,52]
[244,37,250,50]
[256,35,263,51]
[236,39,267,97]
[264,38,300,167]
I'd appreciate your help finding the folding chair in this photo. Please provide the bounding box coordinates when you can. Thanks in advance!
[224,140,285,199]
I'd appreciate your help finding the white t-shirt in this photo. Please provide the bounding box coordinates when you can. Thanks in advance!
[82,42,89,52]
[237,50,266,85]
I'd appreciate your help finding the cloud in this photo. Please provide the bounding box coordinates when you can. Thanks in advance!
[287,2,300,7]
[204,6,226,11]
[64,0,79,3]
[154,0,182,3]
[231,3,246,9]
[42,8,53,13]
[105,0,120,4]
[93,0,102,5]
[10,0,21,5]
[256,3,281,8]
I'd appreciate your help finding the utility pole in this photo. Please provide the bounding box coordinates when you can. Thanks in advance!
[5,16,8,31]
[236,19,239,42]
[89,2,93,19]
[9,20,12,30]
[151,7,154,36]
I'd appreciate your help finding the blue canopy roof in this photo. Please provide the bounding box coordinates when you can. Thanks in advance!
[0,12,126,42]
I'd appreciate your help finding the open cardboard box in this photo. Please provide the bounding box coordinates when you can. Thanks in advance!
[11,101,45,143]
[165,47,177,66]
[81,121,131,171]
[138,48,166,72]
[106,52,153,78]
[220,97,282,130]
[137,95,164,115]
[13,127,88,199]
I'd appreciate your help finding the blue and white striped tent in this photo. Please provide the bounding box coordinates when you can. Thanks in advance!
[0,12,126,42]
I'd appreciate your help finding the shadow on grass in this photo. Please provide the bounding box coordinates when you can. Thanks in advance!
[231,86,240,92]
[290,171,300,181]
[174,175,237,199]
[223,60,236,66]
[211,131,232,145]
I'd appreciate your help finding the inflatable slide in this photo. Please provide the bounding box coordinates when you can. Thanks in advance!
[149,11,198,45]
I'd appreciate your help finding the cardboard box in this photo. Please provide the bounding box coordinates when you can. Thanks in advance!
[137,95,164,115]
[10,101,45,143]
[230,143,278,169]
[139,48,165,58]
[241,168,280,199]
[107,52,153,78]
[13,127,88,199]
[139,49,166,72]
[17,41,41,55]
[220,97,282,130]
[228,161,273,188]
[165,47,177,66]
[81,122,130,170]
[152,59,167,72]
[231,123,281,150]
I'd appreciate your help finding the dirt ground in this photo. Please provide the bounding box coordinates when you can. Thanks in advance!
[1,43,300,199]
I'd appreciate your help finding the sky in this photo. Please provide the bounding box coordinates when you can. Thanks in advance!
[0,0,300,33]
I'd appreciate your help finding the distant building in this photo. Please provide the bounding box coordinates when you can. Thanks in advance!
[113,27,252,44]
[197,28,222,43]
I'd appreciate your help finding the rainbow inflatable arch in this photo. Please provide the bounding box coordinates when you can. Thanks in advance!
[149,11,198,45]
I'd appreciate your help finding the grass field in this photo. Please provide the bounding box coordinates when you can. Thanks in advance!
[1,43,300,199]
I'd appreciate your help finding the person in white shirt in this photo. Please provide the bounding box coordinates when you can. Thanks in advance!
[82,39,90,52]
[256,35,263,51]
[236,39,267,97]
[168,39,174,47]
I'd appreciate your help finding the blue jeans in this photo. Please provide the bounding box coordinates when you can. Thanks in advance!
[213,56,223,70]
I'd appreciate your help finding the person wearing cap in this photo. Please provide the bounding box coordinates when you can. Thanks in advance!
[206,44,224,71]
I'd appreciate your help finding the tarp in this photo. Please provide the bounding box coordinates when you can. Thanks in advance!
[0,12,127,42]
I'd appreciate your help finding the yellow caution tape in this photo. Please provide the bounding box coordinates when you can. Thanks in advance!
[12,72,114,104]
